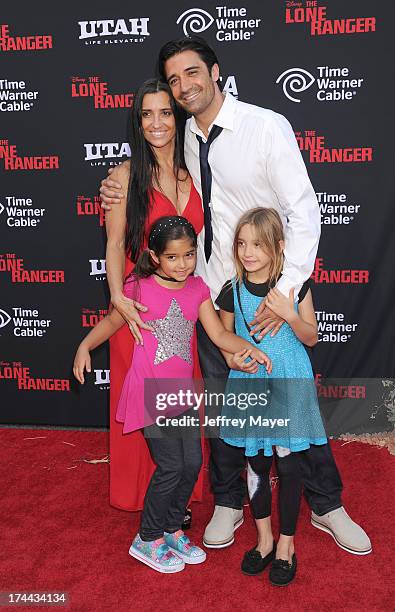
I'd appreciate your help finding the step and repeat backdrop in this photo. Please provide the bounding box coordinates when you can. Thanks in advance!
[1,1,394,431]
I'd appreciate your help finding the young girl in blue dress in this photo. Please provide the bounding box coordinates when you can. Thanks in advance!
[216,207,327,586]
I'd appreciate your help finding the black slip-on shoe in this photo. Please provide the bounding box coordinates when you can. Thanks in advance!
[241,541,276,575]
[269,553,297,586]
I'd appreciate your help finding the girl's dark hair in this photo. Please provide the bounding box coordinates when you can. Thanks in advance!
[158,36,220,81]
[132,215,197,279]
[125,79,188,262]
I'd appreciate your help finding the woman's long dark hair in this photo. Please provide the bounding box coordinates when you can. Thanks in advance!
[125,79,188,263]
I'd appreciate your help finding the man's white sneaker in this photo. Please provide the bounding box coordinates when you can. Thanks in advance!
[203,505,244,548]
[311,507,372,555]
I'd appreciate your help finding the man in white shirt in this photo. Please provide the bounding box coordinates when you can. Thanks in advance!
[100,37,371,558]
[174,71,319,307]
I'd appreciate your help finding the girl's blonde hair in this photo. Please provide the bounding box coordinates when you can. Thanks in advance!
[233,207,284,285]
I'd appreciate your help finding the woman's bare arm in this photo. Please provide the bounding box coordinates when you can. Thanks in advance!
[104,160,151,344]
[105,161,129,303]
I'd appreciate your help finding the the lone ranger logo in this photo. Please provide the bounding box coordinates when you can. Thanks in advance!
[84,142,131,167]
[77,195,105,226]
[0,139,59,171]
[0,24,53,51]
[78,18,150,45]
[0,195,46,229]
[176,7,261,41]
[82,308,108,328]
[284,2,376,36]
[0,307,51,337]
[315,374,366,399]
[0,79,39,112]
[295,130,373,164]
[276,66,364,103]
[0,361,70,392]
[71,77,134,110]
[311,258,369,285]
[0,253,65,284]
[316,191,361,226]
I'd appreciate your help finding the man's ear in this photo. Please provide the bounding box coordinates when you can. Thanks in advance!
[211,63,220,83]
[149,250,160,265]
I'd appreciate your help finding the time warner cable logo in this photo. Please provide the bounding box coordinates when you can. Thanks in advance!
[0,307,51,336]
[0,308,11,329]
[177,8,214,35]
[176,7,261,41]
[276,66,364,103]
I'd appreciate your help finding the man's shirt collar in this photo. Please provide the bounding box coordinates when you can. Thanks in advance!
[188,92,237,139]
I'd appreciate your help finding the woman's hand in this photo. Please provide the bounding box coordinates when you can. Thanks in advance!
[264,288,295,323]
[100,167,126,211]
[112,294,153,345]
[73,345,91,384]
[228,348,260,374]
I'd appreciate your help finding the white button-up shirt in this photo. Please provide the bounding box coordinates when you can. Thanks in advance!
[185,93,321,302]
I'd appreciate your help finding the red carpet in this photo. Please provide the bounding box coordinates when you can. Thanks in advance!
[1,429,393,611]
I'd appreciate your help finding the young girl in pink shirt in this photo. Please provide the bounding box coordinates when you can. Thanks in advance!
[74,215,271,574]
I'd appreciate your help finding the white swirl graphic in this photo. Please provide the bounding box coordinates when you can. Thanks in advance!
[276,68,315,103]
[176,8,214,37]
[0,309,11,329]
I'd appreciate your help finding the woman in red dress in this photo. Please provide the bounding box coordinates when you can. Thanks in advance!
[105,79,203,511]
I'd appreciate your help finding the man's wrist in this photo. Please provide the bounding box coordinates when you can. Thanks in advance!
[222,352,233,367]
[285,310,298,325]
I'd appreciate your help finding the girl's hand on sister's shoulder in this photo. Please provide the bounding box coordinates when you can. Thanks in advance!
[73,344,92,384]
[265,288,295,323]
[228,348,259,374]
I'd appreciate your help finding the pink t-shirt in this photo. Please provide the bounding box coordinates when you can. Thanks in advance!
[116,274,211,433]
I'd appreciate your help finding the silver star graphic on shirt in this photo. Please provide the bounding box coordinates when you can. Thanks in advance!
[147,298,194,365]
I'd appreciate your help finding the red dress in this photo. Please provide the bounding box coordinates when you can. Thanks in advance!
[109,181,204,510]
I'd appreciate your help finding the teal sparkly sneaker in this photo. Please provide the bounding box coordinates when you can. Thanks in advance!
[129,534,185,573]
[164,530,207,564]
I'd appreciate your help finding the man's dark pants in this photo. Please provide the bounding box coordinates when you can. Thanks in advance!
[196,320,343,516]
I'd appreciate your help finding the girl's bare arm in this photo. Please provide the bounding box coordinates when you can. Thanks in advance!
[198,299,272,372]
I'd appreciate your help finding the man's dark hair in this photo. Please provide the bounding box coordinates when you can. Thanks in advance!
[158,36,220,81]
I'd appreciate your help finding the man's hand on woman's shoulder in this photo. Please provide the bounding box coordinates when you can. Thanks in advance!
[100,160,130,211]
